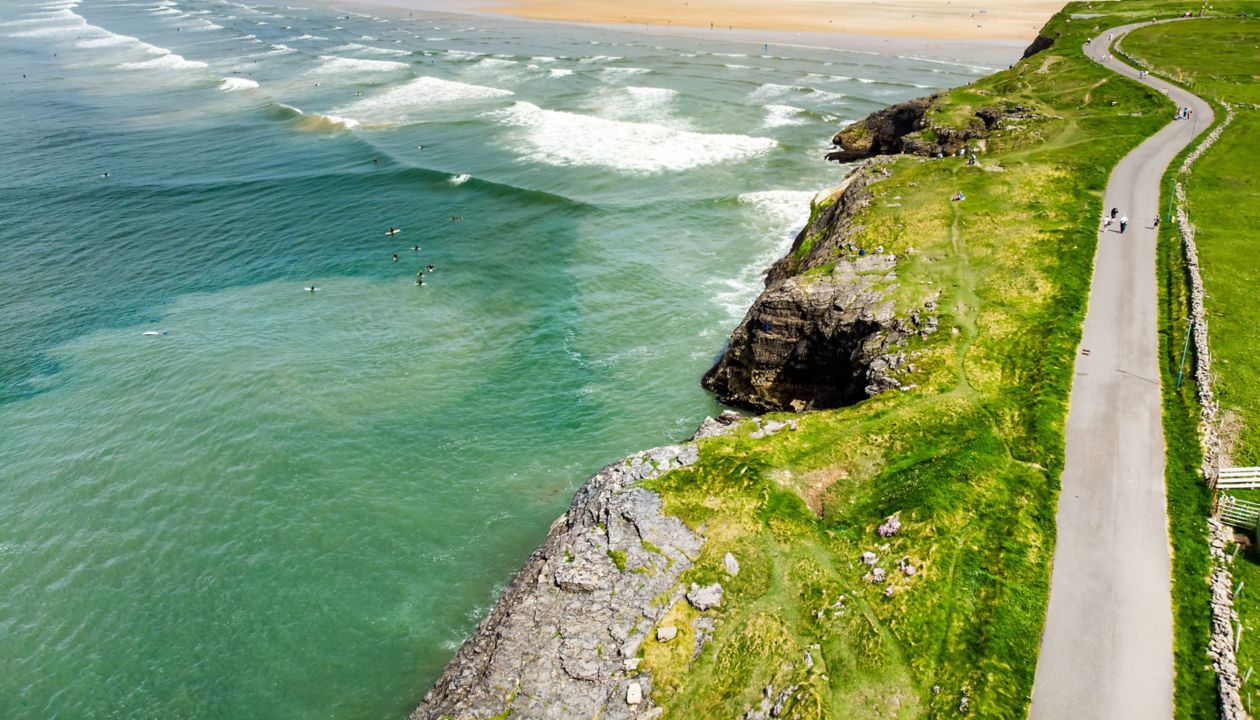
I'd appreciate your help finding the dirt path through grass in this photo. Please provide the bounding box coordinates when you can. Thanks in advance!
[1029,21,1214,720]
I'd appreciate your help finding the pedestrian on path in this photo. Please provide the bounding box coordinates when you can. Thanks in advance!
[1153,216,1161,229]
[1119,215,1129,233]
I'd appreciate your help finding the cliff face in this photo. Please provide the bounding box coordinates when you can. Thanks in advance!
[412,415,740,720]
[701,163,930,413]
[823,96,935,163]
[825,97,1031,164]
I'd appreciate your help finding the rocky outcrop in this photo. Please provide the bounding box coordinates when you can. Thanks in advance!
[411,414,742,720]
[1021,33,1055,59]
[702,163,930,413]
[824,96,936,163]
[826,96,1034,164]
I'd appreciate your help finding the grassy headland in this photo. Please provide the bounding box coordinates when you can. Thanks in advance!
[617,3,1256,718]
[1125,13,1260,716]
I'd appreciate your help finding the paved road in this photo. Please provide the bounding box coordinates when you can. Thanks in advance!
[1029,23,1213,720]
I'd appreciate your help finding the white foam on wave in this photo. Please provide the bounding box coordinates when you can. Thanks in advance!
[600,67,649,82]
[488,101,776,174]
[9,18,100,39]
[763,104,808,128]
[120,52,207,70]
[548,68,573,78]
[445,49,485,60]
[710,189,819,319]
[8,4,208,76]
[0,9,77,27]
[749,82,845,104]
[329,42,409,56]
[595,86,685,128]
[289,33,326,40]
[578,54,619,63]
[898,54,995,73]
[473,57,516,70]
[449,173,470,185]
[281,103,359,131]
[219,76,259,91]
[330,76,512,126]
[312,55,409,74]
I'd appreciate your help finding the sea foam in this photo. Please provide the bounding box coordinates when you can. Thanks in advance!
[710,190,818,318]
[330,76,512,126]
[120,52,207,70]
[219,77,259,91]
[489,101,776,173]
[312,56,409,74]
[763,104,808,128]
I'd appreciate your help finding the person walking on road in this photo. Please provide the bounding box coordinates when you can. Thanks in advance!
[1119,215,1129,234]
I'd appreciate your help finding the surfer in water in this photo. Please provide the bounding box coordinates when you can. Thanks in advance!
[305,286,317,293]
[427,264,435,272]
[392,253,399,263]
[412,245,420,252]
[449,215,463,222]
[415,271,424,286]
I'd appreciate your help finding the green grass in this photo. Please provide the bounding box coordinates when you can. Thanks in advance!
[1155,145,1217,719]
[1124,18,1260,103]
[1126,15,1260,715]
[621,3,1260,718]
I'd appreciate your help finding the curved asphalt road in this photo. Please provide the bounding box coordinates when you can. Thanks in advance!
[1028,23,1213,720]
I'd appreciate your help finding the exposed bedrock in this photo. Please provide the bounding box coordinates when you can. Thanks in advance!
[702,163,926,413]
[826,96,1034,164]
[411,414,742,720]
[1021,33,1056,59]
[824,95,936,163]
[700,272,898,413]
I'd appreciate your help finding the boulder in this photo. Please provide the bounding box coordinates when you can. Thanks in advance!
[687,583,723,611]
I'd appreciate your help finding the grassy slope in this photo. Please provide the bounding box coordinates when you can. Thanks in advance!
[620,3,1241,719]
[1125,14,1260,717]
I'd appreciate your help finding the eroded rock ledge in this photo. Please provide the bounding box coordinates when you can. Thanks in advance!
[701,162,933,413]
[411,413,741,720]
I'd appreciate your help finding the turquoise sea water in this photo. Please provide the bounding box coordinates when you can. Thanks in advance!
[0,1,996,717]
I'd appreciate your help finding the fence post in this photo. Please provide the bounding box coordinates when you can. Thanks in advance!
[1176,317,1193,388]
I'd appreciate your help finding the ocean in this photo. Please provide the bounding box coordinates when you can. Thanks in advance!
[0,1,997,717]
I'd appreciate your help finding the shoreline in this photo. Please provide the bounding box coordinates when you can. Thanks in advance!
[321,0,1037,64]
[337,0,1061,41]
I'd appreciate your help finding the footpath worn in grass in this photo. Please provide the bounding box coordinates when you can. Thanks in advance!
[1126,14,1260,716]
[620,3,1254,718]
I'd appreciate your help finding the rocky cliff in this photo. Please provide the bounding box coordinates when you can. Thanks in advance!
[701,162,933,413]
[412,414,742,720]
[825,97,1032,164]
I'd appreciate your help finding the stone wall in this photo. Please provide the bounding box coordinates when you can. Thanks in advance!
[1174,102,1246,720]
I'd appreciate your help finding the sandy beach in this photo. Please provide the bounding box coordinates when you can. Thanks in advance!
[475,0,1065,40]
